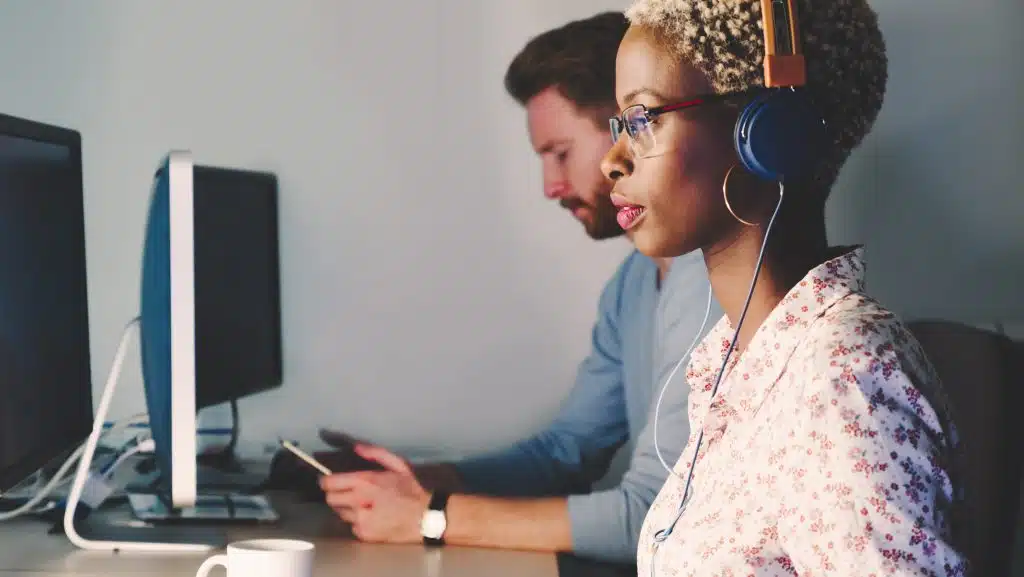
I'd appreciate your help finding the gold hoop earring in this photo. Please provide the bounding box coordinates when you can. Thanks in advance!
[722,164,759,226]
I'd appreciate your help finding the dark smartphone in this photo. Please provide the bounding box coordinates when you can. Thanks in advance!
[264,445,383,501]
[312,448,385,474]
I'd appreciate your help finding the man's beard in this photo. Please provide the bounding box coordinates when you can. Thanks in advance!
[560,197,624,240]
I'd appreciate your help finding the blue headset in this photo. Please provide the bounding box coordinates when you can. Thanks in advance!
[733,0,827,183]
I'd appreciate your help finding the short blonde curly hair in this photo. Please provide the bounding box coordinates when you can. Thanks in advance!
[625,0,887,190]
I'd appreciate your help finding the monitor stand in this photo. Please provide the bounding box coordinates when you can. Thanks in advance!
[198,447,248,474]
[196,449,269,493]
[64,515,227,549]
[197,465,267,493]
[130,455,268,494]
[194,400,269,491]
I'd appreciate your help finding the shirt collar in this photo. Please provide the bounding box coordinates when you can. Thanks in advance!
[686,246,868,408]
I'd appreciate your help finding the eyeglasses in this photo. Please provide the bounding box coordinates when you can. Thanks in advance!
[609,91,756,157]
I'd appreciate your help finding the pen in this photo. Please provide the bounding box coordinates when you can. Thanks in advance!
[279,439,333,476]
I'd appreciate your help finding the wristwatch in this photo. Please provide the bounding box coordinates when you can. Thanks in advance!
[420,491,450,546]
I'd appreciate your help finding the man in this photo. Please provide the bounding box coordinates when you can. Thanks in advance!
[318,12,716,562]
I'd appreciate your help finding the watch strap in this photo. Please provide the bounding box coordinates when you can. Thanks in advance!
[423,491,450,546]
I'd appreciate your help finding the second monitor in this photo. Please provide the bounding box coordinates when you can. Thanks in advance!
[193,163,283,475]
[194,163,282,410]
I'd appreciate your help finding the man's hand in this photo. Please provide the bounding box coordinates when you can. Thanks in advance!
[319,444,430,544]
[318,428,462,491]
[313,429,386,473]
[320,444,574,553]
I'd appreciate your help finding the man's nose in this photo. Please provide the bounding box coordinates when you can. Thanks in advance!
[545,181,569,199]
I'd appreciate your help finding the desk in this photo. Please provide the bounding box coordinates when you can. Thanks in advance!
[0,493,559,577]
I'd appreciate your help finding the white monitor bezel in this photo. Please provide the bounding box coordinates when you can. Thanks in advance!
[167,150,197,508]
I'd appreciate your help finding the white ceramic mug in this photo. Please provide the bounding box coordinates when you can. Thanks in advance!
[195,538,314,577]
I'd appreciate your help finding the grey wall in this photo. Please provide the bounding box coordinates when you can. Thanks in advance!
[826,0,1024,327]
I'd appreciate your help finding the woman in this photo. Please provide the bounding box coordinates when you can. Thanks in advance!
[600,0,968,575]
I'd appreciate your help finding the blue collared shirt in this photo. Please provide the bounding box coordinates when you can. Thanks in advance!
[455,249,719,561]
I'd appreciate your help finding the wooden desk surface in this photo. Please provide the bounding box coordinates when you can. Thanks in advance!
[0,494,558,577]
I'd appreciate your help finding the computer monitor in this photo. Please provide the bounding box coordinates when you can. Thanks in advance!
[191,164,282,476]
[123,156,280,531]
[0,112,93,496]
[193,165,282,418]
[139,155,284,497]
[139,151,200,507]
[62,151,272,552]
[137,162,283,483]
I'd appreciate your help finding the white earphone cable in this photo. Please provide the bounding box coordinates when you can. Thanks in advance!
[652,282,713,476]
[649,183,785,577]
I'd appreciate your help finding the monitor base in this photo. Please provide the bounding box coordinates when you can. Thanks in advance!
[58,516,226,550]
[127,491,279,524]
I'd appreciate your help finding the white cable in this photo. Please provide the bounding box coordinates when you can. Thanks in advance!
[0,413,147,521]
[0,445,86,521]
[55,416,148,486]
[650,183,786,565]
[63,317,135,545]
[0,470,42,500]
[103,439,155,480]
[652,282,714,475]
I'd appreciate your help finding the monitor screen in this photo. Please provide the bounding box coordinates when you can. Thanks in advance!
[0,116,92,493]
[192,165,282,409]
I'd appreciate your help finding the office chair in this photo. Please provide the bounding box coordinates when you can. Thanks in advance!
[908,320,1024,577]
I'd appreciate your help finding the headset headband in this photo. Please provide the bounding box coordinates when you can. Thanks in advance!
[760,0,806,87]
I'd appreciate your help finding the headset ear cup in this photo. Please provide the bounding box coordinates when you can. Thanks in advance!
[734,92,776,181]
[733,90,827,183]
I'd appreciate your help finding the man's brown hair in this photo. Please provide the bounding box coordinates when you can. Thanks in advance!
[504,12,628,120]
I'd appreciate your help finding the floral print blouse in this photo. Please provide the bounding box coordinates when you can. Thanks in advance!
[638,247,968,576]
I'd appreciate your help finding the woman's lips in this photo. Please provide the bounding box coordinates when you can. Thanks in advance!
[616,205,647,230]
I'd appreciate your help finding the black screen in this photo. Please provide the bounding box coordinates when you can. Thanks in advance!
[0,116,92,492]
[193,165,282,409]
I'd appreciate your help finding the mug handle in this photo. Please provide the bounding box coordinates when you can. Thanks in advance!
[195,553,228,577]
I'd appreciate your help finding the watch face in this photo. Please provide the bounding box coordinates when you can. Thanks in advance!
[421,510,447,539]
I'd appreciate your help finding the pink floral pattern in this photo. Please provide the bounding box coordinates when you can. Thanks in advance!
[638,247,968,576]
